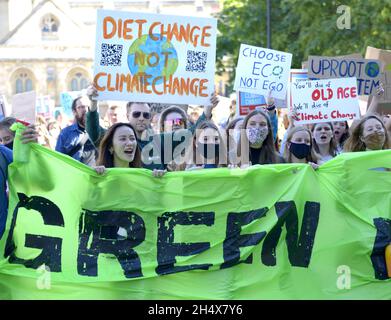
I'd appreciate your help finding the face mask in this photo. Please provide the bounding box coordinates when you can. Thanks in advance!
[289,142,311,159]
[197,142,219,160]
[246,127,268,145]
[361,132,385,149]
[5,141,13,150]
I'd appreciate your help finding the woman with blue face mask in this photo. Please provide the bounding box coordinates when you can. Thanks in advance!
[186,121,227,170]
[236,109,284,167]
[283,126,320,170]
[0,117,16,150]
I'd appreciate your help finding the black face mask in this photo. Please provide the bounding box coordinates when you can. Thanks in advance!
[289,142,311,159]
[197,142,220,160]
[5,141,13,150]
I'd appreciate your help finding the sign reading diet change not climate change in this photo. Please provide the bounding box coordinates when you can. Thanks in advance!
[291,77,360,125]
[93,9,217,105]
[234,44,292,100]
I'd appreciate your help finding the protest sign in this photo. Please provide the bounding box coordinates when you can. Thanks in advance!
[93,9,217,105]
[234,44,292,100]
[36,95,55,117]
[237,91,265,116]
[1,127,390,299]
[60,91,82,119]
[11,91,36,124]
[308,55,382,95]
[365,46,391,72]
[291,77,360,125]
[236,91,287,116]
[288,69,308,109]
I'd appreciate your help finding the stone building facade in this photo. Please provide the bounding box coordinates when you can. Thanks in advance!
[0,0,222,109]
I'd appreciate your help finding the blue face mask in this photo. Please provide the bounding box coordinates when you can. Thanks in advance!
[289,142,311,159]
[197,142,220,160]
[5,141,13,150]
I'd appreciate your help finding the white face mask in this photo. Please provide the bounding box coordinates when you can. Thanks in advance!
[246,127,268,145]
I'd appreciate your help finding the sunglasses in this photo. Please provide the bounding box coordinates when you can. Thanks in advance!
[164,118,185,126]
[132,111,151,119]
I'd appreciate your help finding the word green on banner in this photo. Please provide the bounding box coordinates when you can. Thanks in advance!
[0,125,390,299]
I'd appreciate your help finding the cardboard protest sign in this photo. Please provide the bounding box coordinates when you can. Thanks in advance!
[11,91,36,124]
[365,46,391,72]
[234,44,292,100]
[60,91,82,119]
[93,9,217,105]
[308,55,382,95]
[291,77,360,125]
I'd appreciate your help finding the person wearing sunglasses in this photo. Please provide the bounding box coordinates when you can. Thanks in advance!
[158,106,188,133]
[85,85,219,170]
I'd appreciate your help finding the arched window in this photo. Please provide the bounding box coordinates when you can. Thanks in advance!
[41,14,59,39]
[68,72,89,91]
[14,71,34,94]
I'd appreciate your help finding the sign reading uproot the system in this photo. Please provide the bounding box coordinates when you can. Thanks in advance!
[308,56,382,95]
[93,9,217,105]
[234,44,292,99]
[291,77,360,125]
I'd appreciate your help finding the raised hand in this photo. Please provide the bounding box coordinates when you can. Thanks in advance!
[20,124,39,144]
[86,84,99,111]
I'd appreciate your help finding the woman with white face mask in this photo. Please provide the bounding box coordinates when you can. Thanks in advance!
[236,109,284,167]
[312,122,337,164]
[344,114,390,152]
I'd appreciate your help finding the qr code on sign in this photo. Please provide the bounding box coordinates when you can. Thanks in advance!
[100,43,123,67]
[186,50,207,72]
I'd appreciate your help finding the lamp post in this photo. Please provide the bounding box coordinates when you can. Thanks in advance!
[266,0,271,48]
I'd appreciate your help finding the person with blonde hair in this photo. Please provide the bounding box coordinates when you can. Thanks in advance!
[344,114,390,152]
[283,126,320,169]
[311,122,337,163]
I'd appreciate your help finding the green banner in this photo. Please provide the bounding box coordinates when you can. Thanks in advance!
[0,127,390,299]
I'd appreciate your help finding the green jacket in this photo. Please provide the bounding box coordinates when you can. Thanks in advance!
[86,110,206,170]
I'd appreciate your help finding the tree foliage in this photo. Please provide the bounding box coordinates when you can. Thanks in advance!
[216,0,391,89]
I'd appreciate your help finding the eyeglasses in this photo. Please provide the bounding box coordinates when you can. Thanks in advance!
[132,111,151,119]
[164,118,185,126]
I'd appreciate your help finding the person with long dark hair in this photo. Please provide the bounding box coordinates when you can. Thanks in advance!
[236,109,284,167]
[332,121,350,154]
[94,122,166,177]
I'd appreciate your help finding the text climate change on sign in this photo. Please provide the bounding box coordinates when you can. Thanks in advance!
[93,9,217,105]
[234,44,292,100]
[291,77,360,125]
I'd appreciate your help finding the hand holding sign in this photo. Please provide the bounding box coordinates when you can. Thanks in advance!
[234,44,292,100]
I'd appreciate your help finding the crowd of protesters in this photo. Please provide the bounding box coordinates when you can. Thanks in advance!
[0,78,390,237]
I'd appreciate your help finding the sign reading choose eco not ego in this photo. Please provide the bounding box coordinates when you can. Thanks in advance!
[234,44,293,100]
[93,9,217,105]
